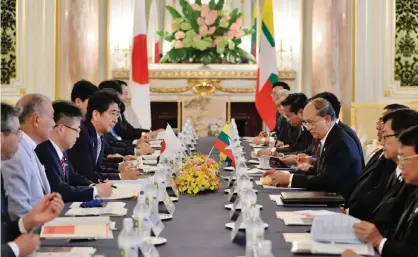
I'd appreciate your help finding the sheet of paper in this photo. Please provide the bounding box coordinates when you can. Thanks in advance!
[257,181,303,190]
[69,202,126,209]
[269,194,281,201]
[142,159,158,165]
[283,233,310,243]
[247,159,260,164]
[141,150,161,160]
[310,214,363,244]
[249,143,263,148]
[311,241,375,256]
[65,204,127,216]
[41,217,112,239]
[101,184,140,200]
[247,168,263,174]
[294,210,338,216]
[33,247,97,257]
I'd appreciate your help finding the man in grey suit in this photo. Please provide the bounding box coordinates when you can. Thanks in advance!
[2,94,55,221]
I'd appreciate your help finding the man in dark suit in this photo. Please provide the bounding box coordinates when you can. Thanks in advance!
[98,80,162,141]
[35,101,114,202]
[367,110,418,237]
[67,91,140,183]
[344,104,410,220]
[263,98,362,199]
[257,92,312,157]
[71,80,99,116]
[353,125,418,257]
[1,103,64,257]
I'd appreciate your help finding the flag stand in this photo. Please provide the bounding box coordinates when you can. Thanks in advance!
[204,146,215,164]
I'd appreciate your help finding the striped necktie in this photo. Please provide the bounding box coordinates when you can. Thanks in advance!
[60,157,66,176]
[96,136,102,164]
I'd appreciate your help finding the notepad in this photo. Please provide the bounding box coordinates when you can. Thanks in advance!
[66,202,127,216]
[32,247,97,257]
[41,217,113,239]
[256,181,303,190]
[141,150,161,160]
[291,240,375,256]
[283,233,310,243]
[101,184,140,200]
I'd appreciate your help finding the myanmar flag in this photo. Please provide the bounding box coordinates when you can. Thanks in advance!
[255,0,279,130]
[214,124,235,168]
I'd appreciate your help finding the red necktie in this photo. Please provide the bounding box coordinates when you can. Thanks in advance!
[60,157,66,176]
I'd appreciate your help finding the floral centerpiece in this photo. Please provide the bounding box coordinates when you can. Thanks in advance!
[175,154,221,195]
[158,0,255,64]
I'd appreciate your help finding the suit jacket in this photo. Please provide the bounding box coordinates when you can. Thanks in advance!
[291,124,362,199]
[275,115,292,145]
[35,140,95,202]
[67,119,120,183]
[338,121,365,168]
[276,126,313,154]
[113,103,149,140]
[371,172,414,237]
[381,189,418,257]
[103,133,135,156]
[346,149,397,220]
[1,133,50,221]
[1,176,20,257]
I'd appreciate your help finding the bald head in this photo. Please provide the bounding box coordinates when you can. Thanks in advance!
[16,94,55,144]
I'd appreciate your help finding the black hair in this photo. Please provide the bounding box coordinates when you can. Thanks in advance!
[52,100,83,123]
[86,91,121,121]
[281,93,308,114]
[272,82,290,90]
[98,80,123,94]
[383,103,410,111]
[1,102,21,132]
[310,92,341,117]
[382,109,418,136]
[71,80,99,102]
[115,80,128,87]
[399,125,418,154]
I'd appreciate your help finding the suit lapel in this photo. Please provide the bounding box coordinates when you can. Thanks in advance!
[46,141,67,182]
[392,191,417,239]
[373,179,404,215]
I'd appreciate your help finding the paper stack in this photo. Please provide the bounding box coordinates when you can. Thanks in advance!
[66,202,127,216]
[142,150,161,160]
[291,214,375,256]
[40,217,113,239]
[149,140,162,148]
[101,184,140,200]
[32,247,96,257]
[276,210,337,225]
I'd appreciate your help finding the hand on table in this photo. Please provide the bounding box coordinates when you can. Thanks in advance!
[296,153,316,165]
[138,134,151,144]
[353,221,384,248]
[96,182,113,197]
[258,131,268,137]
[276,140,284,147]
[252,136,264,145]
[13,233,40,257]
[341,249,360,257]
[257,148,273,157]
[118,161,131,171]
[136,146,155,156]
[107,153,124,159]
[120,166,140,180]
[123,155,137,161]
[269,171,291,187]
[296,163,313,172]
[22,193,64,232]
[278,154,297,167]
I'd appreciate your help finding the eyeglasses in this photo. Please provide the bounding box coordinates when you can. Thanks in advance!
[397,154,418,164]
[382,134,397,140]
[376,119,384,126]
[55,124,80,133]
[302,117,324,128]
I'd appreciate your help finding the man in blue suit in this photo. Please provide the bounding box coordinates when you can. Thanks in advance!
[36,101,113,202]
[67,90,139,183]
[2,94,54,221]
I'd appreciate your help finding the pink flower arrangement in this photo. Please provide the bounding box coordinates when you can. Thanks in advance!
[174,40,183,49]
[175,31,185,40]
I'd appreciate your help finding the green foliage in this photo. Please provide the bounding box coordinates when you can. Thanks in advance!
[160,1,255,64]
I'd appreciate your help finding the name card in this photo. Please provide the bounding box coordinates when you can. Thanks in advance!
[139,240,160,257]
[230,195,240,219]
[230,213,243,241]
[162,192,175,215]
[149,211,164,237]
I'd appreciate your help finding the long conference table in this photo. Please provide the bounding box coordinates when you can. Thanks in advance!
[41,137,376,257]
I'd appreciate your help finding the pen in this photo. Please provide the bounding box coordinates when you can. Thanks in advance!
[111,184,117,189]
[98,179,117,189]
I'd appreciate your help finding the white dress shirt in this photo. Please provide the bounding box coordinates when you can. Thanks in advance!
[50,139,97,197]
[288,122,336,187]
[7,215,30,257]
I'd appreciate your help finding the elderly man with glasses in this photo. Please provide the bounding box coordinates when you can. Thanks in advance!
[262,97,362,199]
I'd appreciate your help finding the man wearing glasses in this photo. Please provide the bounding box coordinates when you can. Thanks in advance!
[262,98,362,199]
[343,125,418,257]
[2,94,54,221]
[35,101,114,203]
[362,109,418,237]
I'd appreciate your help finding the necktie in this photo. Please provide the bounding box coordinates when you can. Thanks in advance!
[60,157,66,176]
[317,142,323,158]
[96,136,102,164]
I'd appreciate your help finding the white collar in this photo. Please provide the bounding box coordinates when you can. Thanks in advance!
[396,166,402,180]
[96,130,101,140]
[21,131,38,150]
[320,122,336,147]
[50,139,64,161]
[336,119,340,124]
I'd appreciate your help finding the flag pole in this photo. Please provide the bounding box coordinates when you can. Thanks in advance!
[204,146,215,164]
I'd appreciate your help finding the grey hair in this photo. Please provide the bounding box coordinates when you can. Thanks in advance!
[309,97,336,121]
[273,89,290,101]
[1,103,21,132]
[16,94,50,124]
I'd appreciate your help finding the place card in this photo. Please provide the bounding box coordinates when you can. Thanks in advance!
[230,212,243,242]
[230,195,240,219]
[139,240,160,257]
[148,211,165,237]
[162,191,175,215]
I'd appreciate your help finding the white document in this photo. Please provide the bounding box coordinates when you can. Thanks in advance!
[310,214,363,244]
[66,202,127,216]
[269,194,282,201]
[32,247,97,257]
[256,181,303,190]
[283,233,310,243]
[311,241,375,256]
[143,159,158,165]
[101,184,140,200]
[69,202,126,209]
[40,217,112,239]
[247,159,260,164]
[247,168,263,174]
